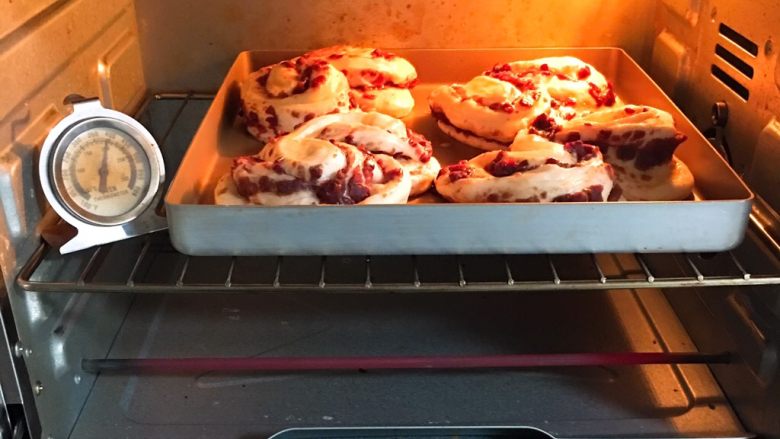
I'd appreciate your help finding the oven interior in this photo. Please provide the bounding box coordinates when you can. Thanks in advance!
[1,1,780,438]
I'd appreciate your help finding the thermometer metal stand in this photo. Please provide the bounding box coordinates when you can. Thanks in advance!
[58,191,167,254]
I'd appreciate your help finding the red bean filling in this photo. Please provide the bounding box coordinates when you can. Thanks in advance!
[352,70,417,91]
[485,151,533,177]
[488,102,515,113]
[309,165,324,180]
[232,155,263,173]
[382,167,403,183]
[588,82,617,107]
[316,159,380,204]
[486,63,597,96]
[348,94,359,109]
[563,141,599,162]
[486,193,541,203]
[444,161,474,182]
[485,65,538,92]
[563,132,581,142]
[634,134,686,170]
[233,146,406,204]
[292,60,329,94]
[370,48,397,60]
[528,113,561,138]
[316,179,352,204]
[236,175,308,198]
[563,129,686,171]
[265,106,279,132]
[552,184,604,202]
[271,159,286,174]
[406,128,434,162]
[607,184,623,201]
[244,111,268,135]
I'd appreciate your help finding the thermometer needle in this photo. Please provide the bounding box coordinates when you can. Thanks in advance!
[98,142,109,193]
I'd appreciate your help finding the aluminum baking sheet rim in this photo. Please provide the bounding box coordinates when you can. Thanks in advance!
[165,47,754,256]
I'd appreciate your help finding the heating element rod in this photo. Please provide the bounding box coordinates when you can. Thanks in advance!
[82,352,731,374]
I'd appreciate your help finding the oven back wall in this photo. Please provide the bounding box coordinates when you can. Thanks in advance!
[133,0,658,92]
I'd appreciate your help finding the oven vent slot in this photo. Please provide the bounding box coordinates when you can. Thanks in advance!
[718,23,759,56]
[711,64,750,101]
[715,44,754,79]
[711,23,757,101]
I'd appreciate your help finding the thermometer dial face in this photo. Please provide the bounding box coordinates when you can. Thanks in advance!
[51,118,159,225]
[59,127,151,218]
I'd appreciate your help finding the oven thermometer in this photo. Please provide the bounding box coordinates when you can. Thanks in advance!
[39,97,167,254]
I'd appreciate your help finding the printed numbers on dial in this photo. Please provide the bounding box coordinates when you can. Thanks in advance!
[58,126,152,218]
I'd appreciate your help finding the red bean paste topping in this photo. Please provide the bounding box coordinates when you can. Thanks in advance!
[528,113,561,138]
[370,48,397,60]
[588,82,617,107]
[563,141,599,162]
[607,184,623,201]
[485,151,533,177]
[352,70,418,91]
[406,128,434,162]
[571,130,687,171]
[485,64,538,92]
[244,111,267,134]
[577,66,591,80]
[552,184,604,202]
[233,145,407,204]
[488,102,516,113]
[444,161,474,182]
[309,164,324,180]
[265,106,279,132]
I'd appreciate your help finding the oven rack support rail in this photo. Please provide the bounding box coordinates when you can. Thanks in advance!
[16,93,780,294]
[16,228,780,294]
[81,351,733,374]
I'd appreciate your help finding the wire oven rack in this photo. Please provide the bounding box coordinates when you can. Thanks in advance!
[15,229,780,293]
[16,94,780,294]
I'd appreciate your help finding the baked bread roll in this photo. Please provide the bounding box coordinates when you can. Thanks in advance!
[215,141,410,206]
[216,112,439,206]
[435,134,615,203]
[553,105,694,201]
[429,56,619,151]
[305,46,418,118]
[241,57,351,143]
[310,112,440,197]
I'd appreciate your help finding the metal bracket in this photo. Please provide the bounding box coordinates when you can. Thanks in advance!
[707,101,734,165]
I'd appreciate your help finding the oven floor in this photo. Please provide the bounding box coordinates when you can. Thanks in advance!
[67,289,746,439]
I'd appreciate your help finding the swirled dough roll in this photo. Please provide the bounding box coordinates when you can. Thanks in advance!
[435,134,615,203]
[305,46,418,118]
[553,105,694,201]
[240,57,350,143]
[429,56,619,151]
[216,112,441,205]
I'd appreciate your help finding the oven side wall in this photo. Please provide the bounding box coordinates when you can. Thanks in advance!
[0,1,145,437]
[650,0,780,202]
[650,3,780,437]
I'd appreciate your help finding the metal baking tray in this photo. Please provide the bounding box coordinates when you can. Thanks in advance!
[165,48,753,255]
